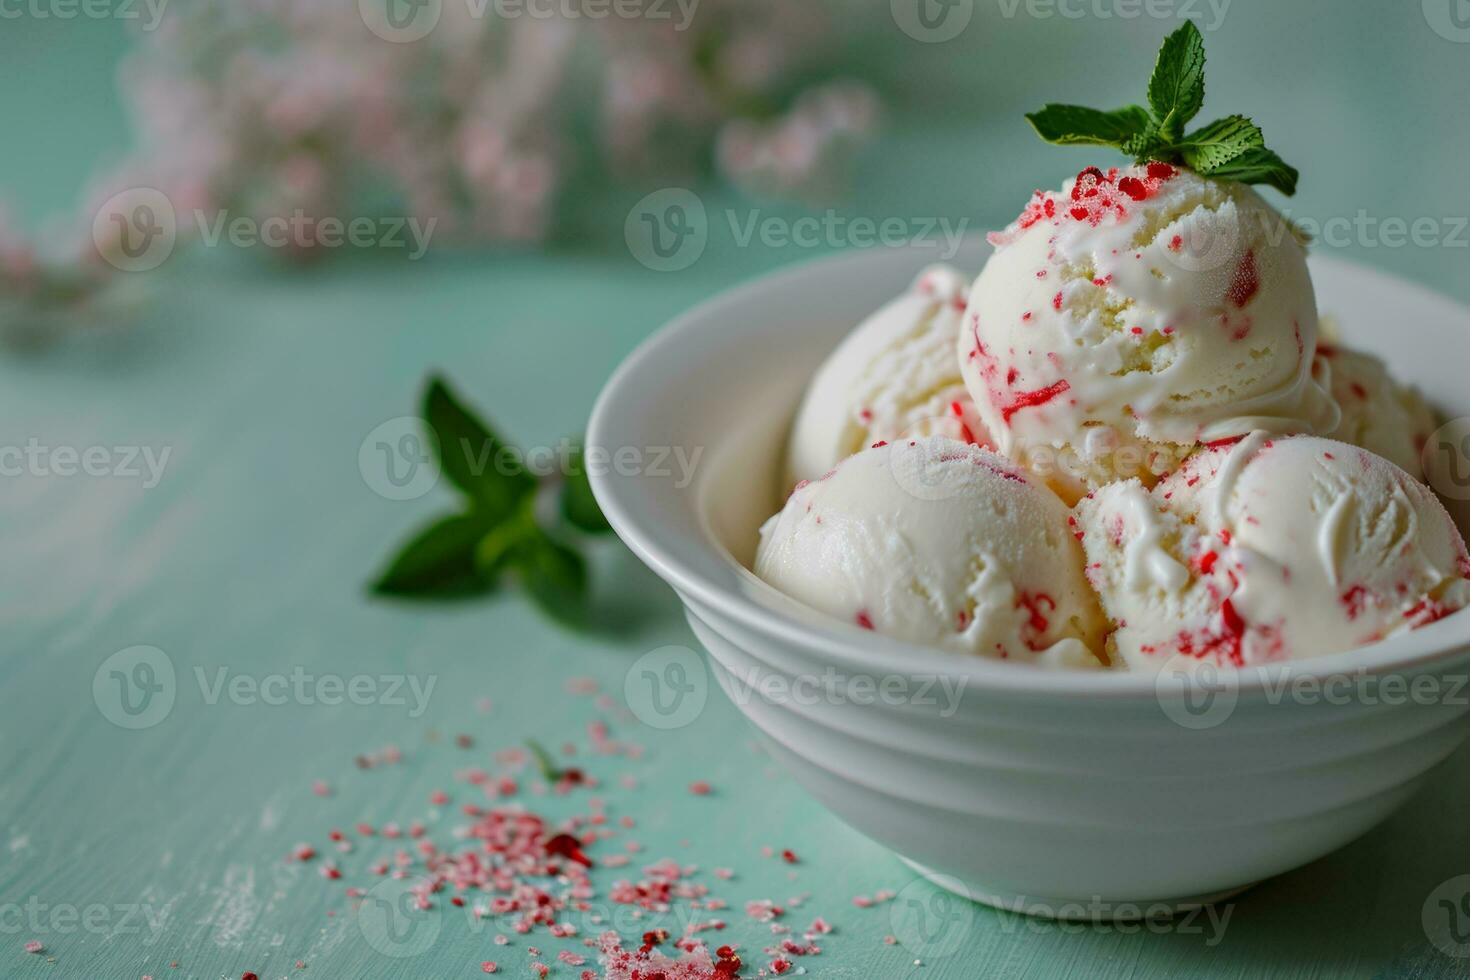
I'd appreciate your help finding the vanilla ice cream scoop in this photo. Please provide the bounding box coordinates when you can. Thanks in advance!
[786,265,988,486]
[756,437,1107,668]
[960,165,1338,504]
[1315,341,1439,477]
[1074,433,1470,669]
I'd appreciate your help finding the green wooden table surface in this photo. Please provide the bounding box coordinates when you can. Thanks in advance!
[4,3,1470,978]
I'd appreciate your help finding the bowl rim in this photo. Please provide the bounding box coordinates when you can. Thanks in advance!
[589,245,1470,699]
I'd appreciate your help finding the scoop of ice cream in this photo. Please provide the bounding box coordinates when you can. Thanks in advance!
[786,265,988,486]
[756,437,1107,668]
[1315,341,1438,477]
[1074,433,1470,670]
[960,164,1338,504]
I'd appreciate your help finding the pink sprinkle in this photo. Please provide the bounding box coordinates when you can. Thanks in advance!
[688,781,712,796]
[430,790,449,805]
[311,780,331,797]
[482,962,498,973]
[24,940,43,954]
[495,935,510,946]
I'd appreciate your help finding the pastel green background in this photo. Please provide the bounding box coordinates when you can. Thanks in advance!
[2,3,1470,978]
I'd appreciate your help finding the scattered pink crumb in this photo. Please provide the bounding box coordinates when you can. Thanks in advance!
[311,780,331,797]
[23,940,43,954]
[481,962,498,974]
[688,781,712,796]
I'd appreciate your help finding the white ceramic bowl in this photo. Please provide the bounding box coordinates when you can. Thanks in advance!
[588,240,1470,916]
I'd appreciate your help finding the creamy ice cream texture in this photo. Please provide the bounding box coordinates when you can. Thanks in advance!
[960,165,1338,504]
[1315,340,1439,478]
[786,265,987,486]
[756,437,1107,668]
[1075,434,1470,669]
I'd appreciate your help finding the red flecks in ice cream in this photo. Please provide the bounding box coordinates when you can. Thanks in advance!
[870,440,888,449]
[1405,598,1460,628]
[956,609,971,630]
[1022,311,1033,322]
[949,401,980,446]
[1197,551,1219,575]
[858,408,873,423]
[1226,250,1260,308]
[1067,515,1085,542]
[1016,593,1056,650]
[1341,585,1369,621]
[855,611,875,631]
[1350,382,1369,400]
[1072,167,1107,200]
[1052,291,1064,311]
[1118,176,1148,201]
[1001,380,1071,424]
[1036,269,1048,279]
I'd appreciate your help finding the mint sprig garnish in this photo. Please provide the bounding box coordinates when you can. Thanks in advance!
[1024,22,1298,196]
[370,374,614,629]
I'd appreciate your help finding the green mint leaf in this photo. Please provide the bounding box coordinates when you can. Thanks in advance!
[371,512,496,599]
[475,517,533,580]
[561,443,613,534]
[423,375,535,519]
[1200,147,1299,196]
[525,739,566,782]
[1122,123,1163,162]
[1176,115,1265,172]
[512,528,590,628]
[1148,21,1207,141]
[1025,104,1152,147]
